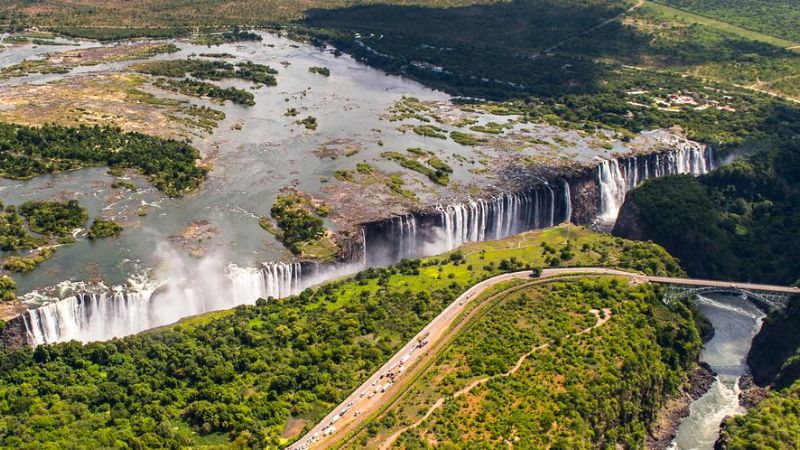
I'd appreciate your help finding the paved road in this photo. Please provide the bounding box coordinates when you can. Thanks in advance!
[287,268,798,449]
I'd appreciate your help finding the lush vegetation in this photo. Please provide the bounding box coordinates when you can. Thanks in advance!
[2,248,55,273]
[133,59,277,86]
[87,219,124,239]
[268,193,331,257]
[449,130,487,146]
[0,226,683,448]
[302,0,800,143]
[0,276,15,302]
[381,150,452,186]
[355,277,702,448]
[720,380,800,449]
[659,0,800,42]
[0,123,206,197]
[614,115,800,285]
[18,200,87,238]
[748,301,800,390]
[154,78,256,106]
[0,1,494,29]
[0,200,90,275]
[193,29,263,46]
[0,205,45,252]
[51,26,189,41]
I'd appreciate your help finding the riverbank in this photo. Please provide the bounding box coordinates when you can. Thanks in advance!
[647,362,716,450]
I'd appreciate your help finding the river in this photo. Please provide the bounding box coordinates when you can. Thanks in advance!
[669,294,766,450]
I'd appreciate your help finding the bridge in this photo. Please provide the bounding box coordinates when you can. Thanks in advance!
[651,277,799,311]
[540,269,800,311]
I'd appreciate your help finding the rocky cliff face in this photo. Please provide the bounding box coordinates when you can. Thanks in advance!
[747,300,800,388]
[567,169,600,226]
[612,193,643,240]
[0,315,31,351]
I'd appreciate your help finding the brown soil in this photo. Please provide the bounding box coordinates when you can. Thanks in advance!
[0,73,193,138]
[47,42,173,66]
[0,300,26,322]
[282,418,308,440]
[321,170,423,228]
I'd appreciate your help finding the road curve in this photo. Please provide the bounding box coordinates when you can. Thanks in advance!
[287,268,798,449]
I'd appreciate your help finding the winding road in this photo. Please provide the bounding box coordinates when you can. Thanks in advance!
[287,268,798,449]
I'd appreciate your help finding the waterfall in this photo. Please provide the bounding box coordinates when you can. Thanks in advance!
[364,183,567,266]
[597,144,713,222]
[19,145,714,347]
[563,179,572,223]
[22,262,305,345]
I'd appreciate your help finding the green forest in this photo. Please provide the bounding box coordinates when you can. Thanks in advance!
[659,0,800,42]
[613,108,800,285]
[720,380,800,449]
[0,123,207,197]
[132,59,278,86]
[0,198,118,283]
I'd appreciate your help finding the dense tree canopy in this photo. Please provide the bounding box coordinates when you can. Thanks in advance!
[0,123,207,197]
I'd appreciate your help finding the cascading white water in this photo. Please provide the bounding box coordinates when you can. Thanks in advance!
[597,159,628,222]
[437,187,559,253]
[597,144,713,222]
[23,262,305,345]
[362,184,567,267]
[563,179,572,223]
[20,146,715,347]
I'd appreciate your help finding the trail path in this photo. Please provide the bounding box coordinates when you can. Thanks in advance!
[288,268,797,449]
[532,0,644,59]
[379,308,612,449]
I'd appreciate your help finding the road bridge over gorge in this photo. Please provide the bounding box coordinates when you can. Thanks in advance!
[288,267,798,450]
[545,268,799,310]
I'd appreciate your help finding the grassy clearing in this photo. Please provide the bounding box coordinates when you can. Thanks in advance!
[644,1,800,51]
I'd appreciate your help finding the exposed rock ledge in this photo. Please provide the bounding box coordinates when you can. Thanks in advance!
[737,374,769,409]
[646,362,717,450]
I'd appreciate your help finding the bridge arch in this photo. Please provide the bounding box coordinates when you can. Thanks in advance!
[661,284,791,311]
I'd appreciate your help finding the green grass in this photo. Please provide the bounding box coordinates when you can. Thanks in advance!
[644,1,800,51]
[323,225,681,312]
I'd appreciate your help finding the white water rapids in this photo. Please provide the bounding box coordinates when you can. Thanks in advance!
[669,294,766,450]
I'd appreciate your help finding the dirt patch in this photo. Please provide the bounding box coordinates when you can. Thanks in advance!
[47,42,176,66]
[282,417,308,440]
[320,170,423,228]
[0,299,26,322]
[0,73,215,138]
